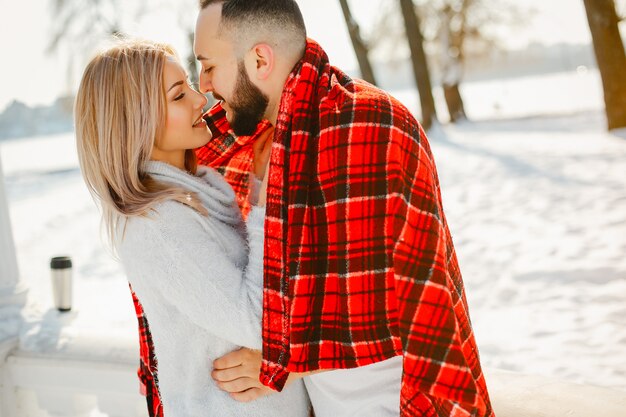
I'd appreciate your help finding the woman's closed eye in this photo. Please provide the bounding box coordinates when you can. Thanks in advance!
[173,79,196,100]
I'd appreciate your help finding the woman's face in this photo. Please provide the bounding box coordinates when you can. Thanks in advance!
[156,57,211,155]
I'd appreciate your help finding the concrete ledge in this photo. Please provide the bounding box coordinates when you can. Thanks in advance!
[7,352,137,393]
[4,350,146,417]
[486,368,626,417]
[5,339,626,417]
[18,309,138,366]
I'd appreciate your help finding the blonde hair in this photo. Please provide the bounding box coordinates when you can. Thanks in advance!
[75,39,207,246]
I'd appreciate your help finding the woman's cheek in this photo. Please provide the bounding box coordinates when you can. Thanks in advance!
[166,109,185,133]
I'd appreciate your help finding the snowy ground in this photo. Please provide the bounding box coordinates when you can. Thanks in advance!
[1,68,625,391]
[431,113,626,391]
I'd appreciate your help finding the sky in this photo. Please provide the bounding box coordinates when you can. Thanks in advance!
[0,0,597,113]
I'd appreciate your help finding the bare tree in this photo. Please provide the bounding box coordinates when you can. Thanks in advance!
[370,0,528,123]
[167,0,206,88]
[47,0,147,94]
[48,0,202,96]
[419,0,528,123]
[338,0,377,85]
[47,0,127,52]
[583,0,626,130]
[47,0,142,58]
[399,0,437,129]
[437,2,469,122]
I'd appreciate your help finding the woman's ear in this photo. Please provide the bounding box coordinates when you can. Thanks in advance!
[250,43,274,81]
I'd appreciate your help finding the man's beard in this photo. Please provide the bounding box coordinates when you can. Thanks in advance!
[218,61,269,136]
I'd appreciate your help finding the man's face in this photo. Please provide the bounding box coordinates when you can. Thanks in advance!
[194,4,268,136]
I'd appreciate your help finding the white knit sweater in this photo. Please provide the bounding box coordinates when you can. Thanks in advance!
[117,161,309,417]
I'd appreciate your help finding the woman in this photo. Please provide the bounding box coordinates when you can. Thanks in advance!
[74,39,310,417]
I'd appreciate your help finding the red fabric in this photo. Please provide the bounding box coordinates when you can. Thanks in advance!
[195,106,272,218]
[200,39,494,417]
[130,287,162,417]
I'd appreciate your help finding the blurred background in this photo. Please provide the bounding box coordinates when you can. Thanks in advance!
[0,0,625,415]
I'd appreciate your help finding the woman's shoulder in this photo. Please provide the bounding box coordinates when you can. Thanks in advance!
[119,201,200,245]
[128,200,201,230]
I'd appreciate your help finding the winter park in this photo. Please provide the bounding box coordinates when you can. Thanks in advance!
[0,0,625,416]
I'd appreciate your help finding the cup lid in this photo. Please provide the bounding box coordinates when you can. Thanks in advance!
[50,256,72,269]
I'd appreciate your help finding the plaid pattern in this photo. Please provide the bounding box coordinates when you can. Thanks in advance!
[130,287,162,417]
[196,106,272,217]
[201,39,494,417]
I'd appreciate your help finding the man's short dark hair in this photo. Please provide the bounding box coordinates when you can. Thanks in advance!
[199,0,306,57]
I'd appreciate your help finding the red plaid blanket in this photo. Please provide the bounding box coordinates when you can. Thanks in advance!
[130,288,162,417]
[132,38,494,417]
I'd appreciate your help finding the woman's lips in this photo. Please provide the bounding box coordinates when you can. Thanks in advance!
[192,118,207,128]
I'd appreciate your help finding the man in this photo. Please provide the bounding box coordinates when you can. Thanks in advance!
[134,0,495,415]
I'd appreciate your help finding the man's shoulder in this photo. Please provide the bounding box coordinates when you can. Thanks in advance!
[316,71,432,164]
[321,71,419,131]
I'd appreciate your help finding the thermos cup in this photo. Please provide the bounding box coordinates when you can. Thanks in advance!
[50,256,72,312]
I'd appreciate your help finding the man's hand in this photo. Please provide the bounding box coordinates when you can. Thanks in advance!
[212,348,274,402]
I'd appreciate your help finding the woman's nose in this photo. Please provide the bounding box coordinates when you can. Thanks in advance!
[195,90,208,109]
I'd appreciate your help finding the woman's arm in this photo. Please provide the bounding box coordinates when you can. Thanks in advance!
[120,202,265,350]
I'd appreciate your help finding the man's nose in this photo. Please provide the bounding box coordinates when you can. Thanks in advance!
[199,72,213,94]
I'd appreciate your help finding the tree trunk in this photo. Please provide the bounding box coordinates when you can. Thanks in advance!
[443,83,467,122]
[338,0,377,85]
[583,0,626,130]
[186,30,199,88]
[439,4,467,122]
[399,0,437,129]
[186,29,215,109]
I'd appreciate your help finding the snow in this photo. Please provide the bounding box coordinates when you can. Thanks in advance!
[429,114,626,390]
[1,134,137,363]
[1,68,625,391]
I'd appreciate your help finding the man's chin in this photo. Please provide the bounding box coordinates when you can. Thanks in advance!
[231,117,261,137]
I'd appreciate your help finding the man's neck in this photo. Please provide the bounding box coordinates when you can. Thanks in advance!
[265,55,303,126]
[267,101,279,126]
